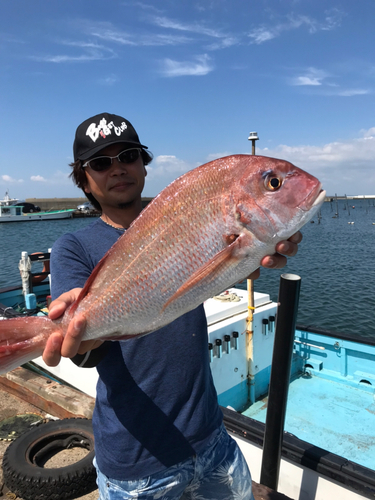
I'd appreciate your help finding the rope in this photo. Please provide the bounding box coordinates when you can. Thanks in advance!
[213,291,241,302]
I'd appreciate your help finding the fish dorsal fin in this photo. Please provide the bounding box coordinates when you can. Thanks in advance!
[162,236,240,312]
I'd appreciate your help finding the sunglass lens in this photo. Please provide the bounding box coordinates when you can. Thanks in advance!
[119,149,141,164]
[90,157,112,171]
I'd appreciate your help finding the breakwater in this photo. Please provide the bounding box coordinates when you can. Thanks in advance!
[25,197,154,211]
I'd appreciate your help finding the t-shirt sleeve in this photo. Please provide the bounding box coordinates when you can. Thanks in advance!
[49,222,123,368]
[50,232,110,368]
[50,233,93,300]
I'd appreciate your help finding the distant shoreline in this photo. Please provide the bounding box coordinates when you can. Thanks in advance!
[25,197,154,211]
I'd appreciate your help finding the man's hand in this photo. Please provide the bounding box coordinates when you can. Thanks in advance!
[43,288,103,367]
[247,231,302,280]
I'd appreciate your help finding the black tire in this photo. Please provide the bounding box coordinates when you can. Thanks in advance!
[2,418,96,500]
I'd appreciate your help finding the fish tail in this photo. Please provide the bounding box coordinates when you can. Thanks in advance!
[0,316,60,374]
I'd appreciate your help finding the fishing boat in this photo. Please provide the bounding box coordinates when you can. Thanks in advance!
[0,251,374,500]
[0,192,74,222]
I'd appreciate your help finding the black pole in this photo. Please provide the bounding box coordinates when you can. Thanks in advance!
[260,273,301,491]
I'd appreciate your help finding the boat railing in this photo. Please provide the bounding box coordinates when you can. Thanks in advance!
[296,322,375,347]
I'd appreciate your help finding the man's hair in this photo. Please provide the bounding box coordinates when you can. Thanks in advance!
[69,149,153,212]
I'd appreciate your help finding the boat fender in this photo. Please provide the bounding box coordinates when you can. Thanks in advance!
[2,418,96,500]
[30,252,50,284]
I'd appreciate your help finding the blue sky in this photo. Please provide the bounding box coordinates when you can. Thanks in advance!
[1,0,374,200]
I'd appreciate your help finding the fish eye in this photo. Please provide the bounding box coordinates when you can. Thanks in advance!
[265,175,282,191]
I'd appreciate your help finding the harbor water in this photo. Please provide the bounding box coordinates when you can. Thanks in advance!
[0,199,374,339]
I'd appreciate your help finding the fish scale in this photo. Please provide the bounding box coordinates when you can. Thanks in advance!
[0,154,325,374]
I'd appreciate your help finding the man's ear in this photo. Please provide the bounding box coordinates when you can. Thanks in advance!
[83,181,91,194]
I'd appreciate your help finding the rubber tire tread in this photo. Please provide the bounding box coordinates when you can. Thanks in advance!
[2,418,96,500]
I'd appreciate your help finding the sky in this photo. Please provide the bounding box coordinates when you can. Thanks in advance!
[1,0,374,200]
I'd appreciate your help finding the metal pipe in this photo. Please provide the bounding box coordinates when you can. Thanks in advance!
[260,273,301,491]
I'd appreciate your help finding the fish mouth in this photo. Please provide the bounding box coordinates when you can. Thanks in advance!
[299,184,326,211]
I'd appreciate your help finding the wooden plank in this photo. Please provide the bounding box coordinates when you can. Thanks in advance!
[0,367,95,419]
[253,481,294,500]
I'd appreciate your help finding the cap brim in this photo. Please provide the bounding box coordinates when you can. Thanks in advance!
[78,141,148,161]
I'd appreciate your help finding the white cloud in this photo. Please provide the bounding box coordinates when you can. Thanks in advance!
[0,34,26,44]
[362,127,375,138]
[257,127,375,195]
[248,28,277,44]
[1,174,24,183]
[248,9,344,44]
[86,27,136,46]
[143,155,198,195]
[148,155,195,177]
[295,76,322,86]
[160,54,213,77]
[336,89,370,97]
[207,37,238,50]
[98,74,118,85]
[61,40,107,50]
[88,22,191,47]
[290,69,370,96]
[153,16,218,36]
[31,175,47,182]
[151,15,238,50]
[32,49,114,63]
[292,68,329,86]
[206,152,233,162]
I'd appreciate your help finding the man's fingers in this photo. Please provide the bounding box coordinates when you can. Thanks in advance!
[260,254,288,269]
[288,231,303,244]
[60,315,87,358]
[275,241,298,258]
[48,288,83,320]
[275,231,302,258]
[246,268,261,280]
[48,301,67,320]
[42,332,63,367]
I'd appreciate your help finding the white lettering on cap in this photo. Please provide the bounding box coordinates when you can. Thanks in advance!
[86,118,128,142]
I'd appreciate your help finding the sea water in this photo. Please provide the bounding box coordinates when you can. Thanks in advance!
[0,200,374,339]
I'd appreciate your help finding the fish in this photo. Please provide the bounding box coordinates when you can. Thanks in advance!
[0,155,325,374]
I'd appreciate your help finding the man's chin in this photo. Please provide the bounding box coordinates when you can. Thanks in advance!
[117,198,137,209]
[117,202,131,209]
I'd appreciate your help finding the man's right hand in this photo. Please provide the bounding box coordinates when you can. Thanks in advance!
[43,288,103,367]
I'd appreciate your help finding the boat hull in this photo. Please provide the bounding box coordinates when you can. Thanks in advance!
[0,210,74,222]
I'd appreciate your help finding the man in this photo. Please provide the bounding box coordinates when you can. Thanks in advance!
[43,112,302,499]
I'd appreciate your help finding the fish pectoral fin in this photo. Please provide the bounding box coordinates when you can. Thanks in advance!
[162,241,238,311]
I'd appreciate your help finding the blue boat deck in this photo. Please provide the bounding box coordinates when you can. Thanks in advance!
[243,372,375,471]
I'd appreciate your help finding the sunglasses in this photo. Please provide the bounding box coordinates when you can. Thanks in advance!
[82,148,142,172]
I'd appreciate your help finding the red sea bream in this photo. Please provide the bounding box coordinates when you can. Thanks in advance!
[0,155,325,373]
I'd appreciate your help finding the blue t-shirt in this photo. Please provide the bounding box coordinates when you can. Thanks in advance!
[50,218,223,480]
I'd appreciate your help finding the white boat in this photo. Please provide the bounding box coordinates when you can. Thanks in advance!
[1,253,374,499]
[0,192,74,222]
[0,191,18,206]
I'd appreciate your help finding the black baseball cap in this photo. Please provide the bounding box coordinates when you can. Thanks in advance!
[73,112,148,161]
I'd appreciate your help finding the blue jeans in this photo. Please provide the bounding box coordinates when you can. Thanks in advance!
[94,424,255,499]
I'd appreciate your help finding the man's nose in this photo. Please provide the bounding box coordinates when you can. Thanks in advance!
[110,157,127,173]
